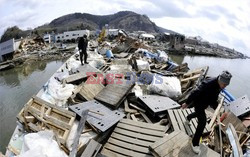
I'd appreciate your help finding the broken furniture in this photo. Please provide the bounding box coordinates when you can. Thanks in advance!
[149,131,220,157]
[138,95,180,117]
[69,100,125,132]
[95,81,135,109]
[101,119,166,157]
[17,96,76,145]
[167,108,211,136]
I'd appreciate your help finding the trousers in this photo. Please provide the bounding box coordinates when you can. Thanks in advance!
[187,107,206,146]
[79,49,87,63]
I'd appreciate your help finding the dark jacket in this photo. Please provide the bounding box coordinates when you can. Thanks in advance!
[78,37,88,51]
[186,77,222,110]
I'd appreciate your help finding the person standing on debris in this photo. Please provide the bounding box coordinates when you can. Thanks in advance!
[78,34,89,65]
[182,70,232,154]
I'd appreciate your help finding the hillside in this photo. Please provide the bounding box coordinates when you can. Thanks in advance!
[38,11,170,33]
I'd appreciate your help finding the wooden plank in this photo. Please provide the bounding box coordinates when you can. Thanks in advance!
[108,138,150,154]
[95,83,134,109]
[168,110,180,131]
[103,143,153,157]
[154,131,189,156]
[150,131,181,150]
[101,148,127,157]
[186,109,198,132]
[117,123,165,137]
[173,109,185,131]
[33,96,75,117]
[182,109,196,135]
[69,110,88,157]
[114,128,160,142]
[177,109,192,136]
[80,139,102,157]
[140,111,152,123]
[209,96,224,128]
[150,131,220,157]
[120,119,166,132]
[111,132,153,147]
[78,80,104,101]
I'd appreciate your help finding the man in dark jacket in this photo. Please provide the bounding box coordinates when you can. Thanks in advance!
[78,34,88,65]
[182,70,232,154]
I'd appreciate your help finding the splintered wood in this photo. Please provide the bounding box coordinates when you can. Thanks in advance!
[149,131,220,157]
[101,119,166,157]
[17,96,76,145]
[167,108,211,136]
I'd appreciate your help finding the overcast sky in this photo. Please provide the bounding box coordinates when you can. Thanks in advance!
[0,0,249,55]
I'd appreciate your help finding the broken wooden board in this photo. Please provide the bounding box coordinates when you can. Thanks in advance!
[80,139,102,157]
[149,131,220,157]
[138,95,180,117]
[94,81,135,109]
[224,95,250,117]
[17,96,76,145]
[167,108,211,136]
[77,76,104,101]
[69,100,125,132]
[101,119,166,157]
[221,112,248,133]
[65,64,101,84]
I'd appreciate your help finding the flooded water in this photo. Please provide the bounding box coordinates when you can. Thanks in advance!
[0,60,64,153]
[170,55,250,98]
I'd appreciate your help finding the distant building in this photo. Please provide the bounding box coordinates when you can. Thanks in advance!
[43,34,51,43]
[0,38,21,62]
[106,29,119,36]
[139,33,155,41]
[55,30,90,42]
[169,34,185,50]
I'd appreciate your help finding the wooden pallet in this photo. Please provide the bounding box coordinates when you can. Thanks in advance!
[101,119,166,157]
[17,96,76,144]
[95,81,135,109]
[167,108,211,136]
[65,64,101,84]
[149,131,220,157]
[138,95,180,117]
[78,76,105,101]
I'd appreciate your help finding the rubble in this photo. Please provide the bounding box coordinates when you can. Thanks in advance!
[5,32,250,157]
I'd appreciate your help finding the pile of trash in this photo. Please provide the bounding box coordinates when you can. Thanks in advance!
[14,36,47,57]
[5,35,250,157]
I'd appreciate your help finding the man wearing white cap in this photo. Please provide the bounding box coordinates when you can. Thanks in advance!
[182,70,232,154]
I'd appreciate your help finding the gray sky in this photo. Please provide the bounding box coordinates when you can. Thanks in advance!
[0,0,249,55]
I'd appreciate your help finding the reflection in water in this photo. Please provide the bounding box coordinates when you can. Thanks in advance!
[0,60,64,153]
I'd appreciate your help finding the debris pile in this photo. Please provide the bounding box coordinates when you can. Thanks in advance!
[6,34,250,157]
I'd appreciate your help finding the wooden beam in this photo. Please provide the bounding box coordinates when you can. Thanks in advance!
[69,110,89,157]
[209,96,225,128]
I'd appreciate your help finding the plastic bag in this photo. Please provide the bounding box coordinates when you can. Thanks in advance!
[17,131,67,157]
[147,76,182,99]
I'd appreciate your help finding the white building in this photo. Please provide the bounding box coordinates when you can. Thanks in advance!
[106,29,119,36]
[0,38,21,62]
[43,34,51,43]
[55,30,90,42]
[139,33,155,41]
